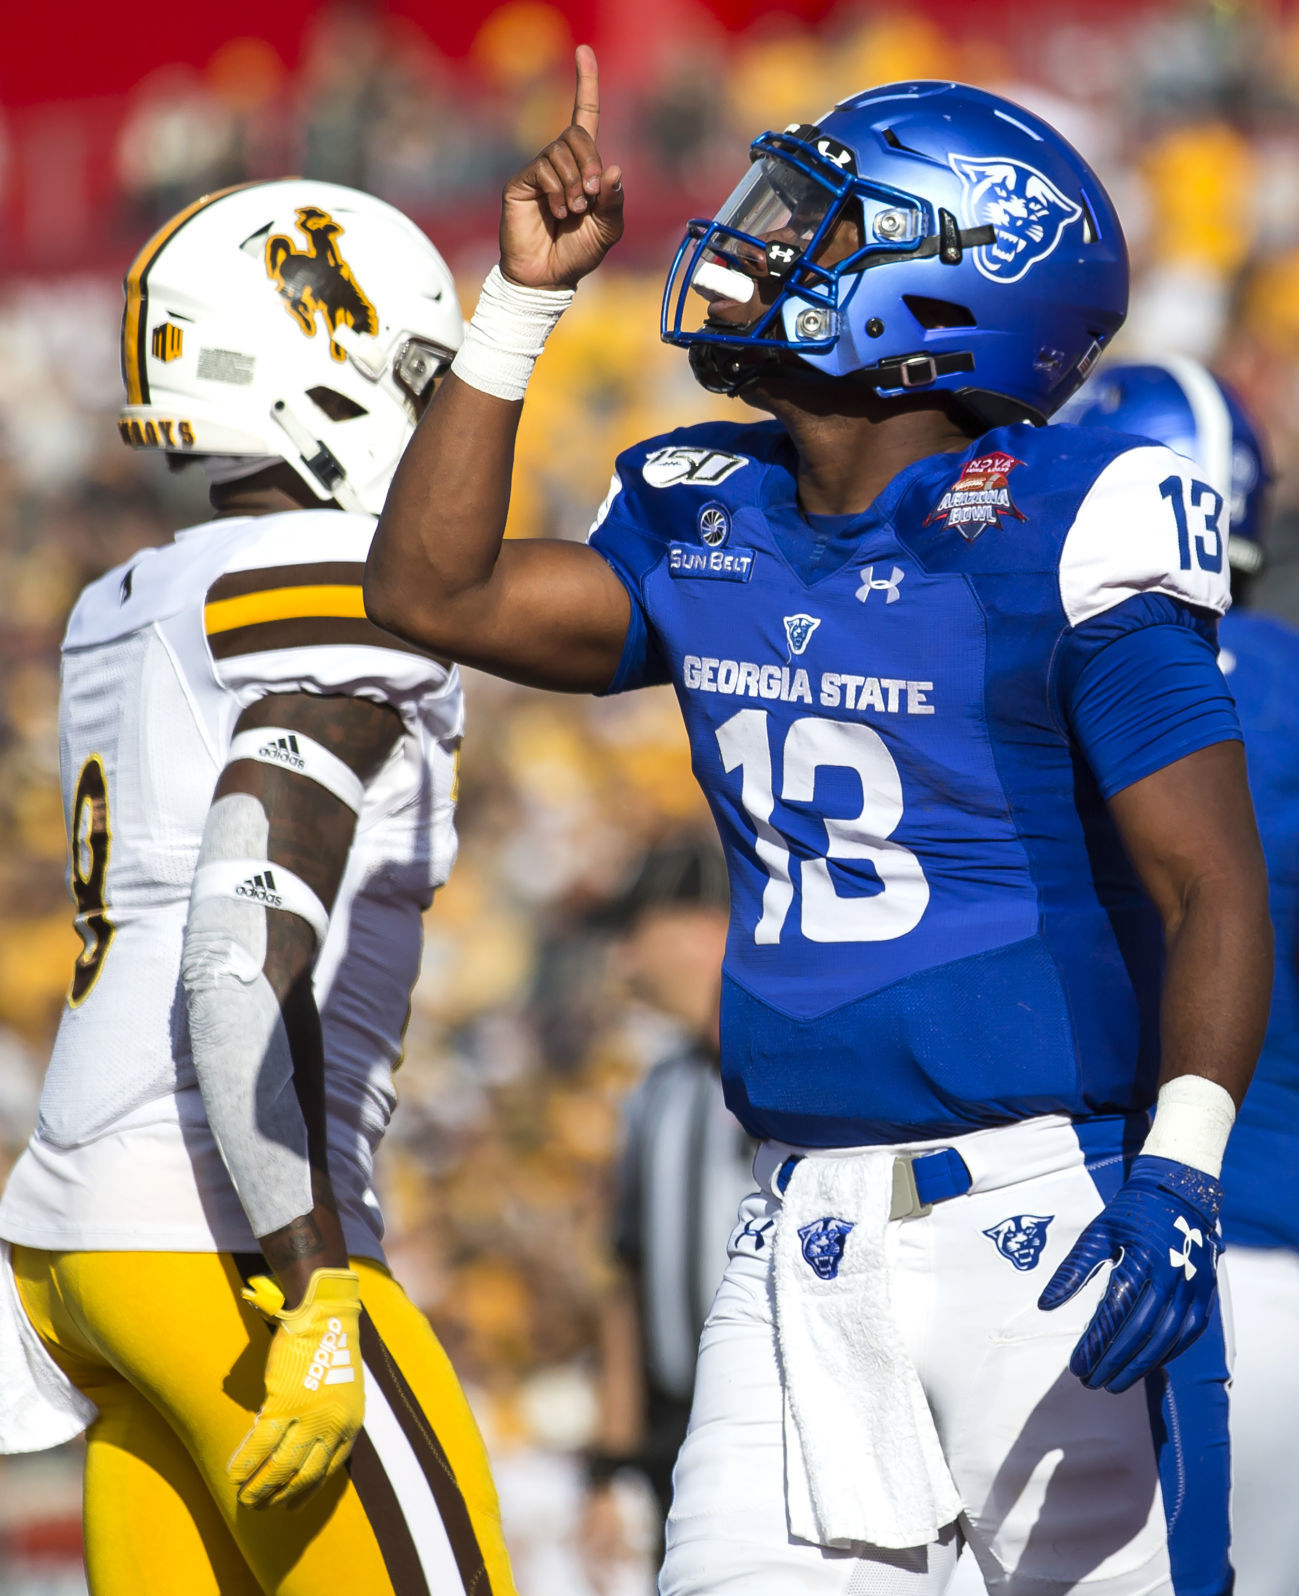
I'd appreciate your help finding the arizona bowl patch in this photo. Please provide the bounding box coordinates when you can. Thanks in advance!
[925,452,1026,540]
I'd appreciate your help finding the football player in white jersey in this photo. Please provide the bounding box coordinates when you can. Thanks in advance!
[0,180,518,1596]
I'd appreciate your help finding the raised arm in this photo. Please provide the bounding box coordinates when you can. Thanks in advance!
[182,689,402,1507]
[365,46,633,692]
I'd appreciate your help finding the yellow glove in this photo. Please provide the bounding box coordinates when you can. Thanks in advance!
[230,1267,365,1509]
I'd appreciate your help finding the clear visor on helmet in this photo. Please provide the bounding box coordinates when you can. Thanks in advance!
[716,155,925,269]
[662,142,931,355]
[716,157,837,265]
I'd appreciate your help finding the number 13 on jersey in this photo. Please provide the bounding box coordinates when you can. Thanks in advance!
[716,709,929,945]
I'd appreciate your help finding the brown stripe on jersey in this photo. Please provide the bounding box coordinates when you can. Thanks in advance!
[208,615,433,660]
[207,562,368,605]
[359,1313,492,1596]
[347,1429,432,1596]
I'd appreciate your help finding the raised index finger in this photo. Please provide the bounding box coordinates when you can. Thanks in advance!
[572,44,600,139]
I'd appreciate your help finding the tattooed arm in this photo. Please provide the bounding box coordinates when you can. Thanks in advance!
[190,692,403,1308]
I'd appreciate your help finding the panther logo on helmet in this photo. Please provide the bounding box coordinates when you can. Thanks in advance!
[265,207,379,361]
[950,156,1083,285]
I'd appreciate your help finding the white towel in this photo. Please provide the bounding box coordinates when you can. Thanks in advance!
[0,1241,97,1452]
[772,1151,962,1551]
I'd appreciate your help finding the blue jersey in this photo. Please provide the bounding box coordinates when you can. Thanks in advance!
[1218,608,1299,1251]
[590,419,1241,1146]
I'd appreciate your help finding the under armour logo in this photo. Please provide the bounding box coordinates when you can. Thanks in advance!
[733,1217,776,1255]
[768,243,797,265]
[815,137,854,170]
[856,565,904,604]
[1169,1214,1204,1280]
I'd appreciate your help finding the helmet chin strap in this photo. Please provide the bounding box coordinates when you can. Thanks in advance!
[689,337,786,396]
[269,399,368,513]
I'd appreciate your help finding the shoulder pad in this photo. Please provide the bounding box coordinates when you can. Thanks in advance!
[589,420,784,545]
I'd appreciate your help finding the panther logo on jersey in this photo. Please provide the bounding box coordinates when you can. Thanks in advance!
[983,1214,1054,1271]
[798,1216,855,1280]
[949,155,1083,285]
[925,453,1027,540]
[783,614,821,655]
[265,207,380,362]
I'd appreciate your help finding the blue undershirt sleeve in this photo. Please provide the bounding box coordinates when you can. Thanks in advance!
[1056,594,1243,800]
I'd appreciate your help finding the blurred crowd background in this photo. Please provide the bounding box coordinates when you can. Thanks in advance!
[5,0,1299,1590]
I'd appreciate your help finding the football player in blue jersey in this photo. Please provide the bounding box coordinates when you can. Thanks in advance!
[367,50,1273,1595]
[1066,359,1298,1596]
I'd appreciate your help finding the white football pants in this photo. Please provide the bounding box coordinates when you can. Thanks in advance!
[660,1115,1232,1596]
[1225,1244,1299,1596]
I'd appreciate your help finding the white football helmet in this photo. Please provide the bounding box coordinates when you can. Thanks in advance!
[119,178,463,515]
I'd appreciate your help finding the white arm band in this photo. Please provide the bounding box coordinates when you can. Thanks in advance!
[1140,1075,1237,1178]
[227,727,367,815]
[450,265,574,402]
[191,861,330,944]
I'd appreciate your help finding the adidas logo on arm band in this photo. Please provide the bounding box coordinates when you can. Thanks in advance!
[227,727,367,815]
[191,861,330,944]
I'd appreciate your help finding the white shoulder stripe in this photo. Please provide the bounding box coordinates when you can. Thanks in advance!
[1059,444,1232,628]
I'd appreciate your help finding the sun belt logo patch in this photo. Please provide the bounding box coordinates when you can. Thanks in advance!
[925,452,1027,541]
[266,206,379,361]
[983,1213,1054,1271]
[950,155,1083,285]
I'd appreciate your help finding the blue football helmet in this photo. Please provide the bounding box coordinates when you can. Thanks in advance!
[662,81,1128,424]
[1061,357,1272,573]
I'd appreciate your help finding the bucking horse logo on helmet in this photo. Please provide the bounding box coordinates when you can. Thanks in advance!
[949,156,1082,285]
[265,207,379,361]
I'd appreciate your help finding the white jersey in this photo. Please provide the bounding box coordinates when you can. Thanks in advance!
[0,509,461,1258]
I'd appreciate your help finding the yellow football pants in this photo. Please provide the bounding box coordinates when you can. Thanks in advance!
[12,1247,517,1596]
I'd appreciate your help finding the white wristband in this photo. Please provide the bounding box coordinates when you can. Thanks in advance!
[451,265,575,402]
[1140,1076,1236,1178]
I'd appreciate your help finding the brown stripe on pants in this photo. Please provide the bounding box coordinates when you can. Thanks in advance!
[359,1313,493,1596]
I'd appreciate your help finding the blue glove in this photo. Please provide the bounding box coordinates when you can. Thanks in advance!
[1037,1155,1223,1394]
